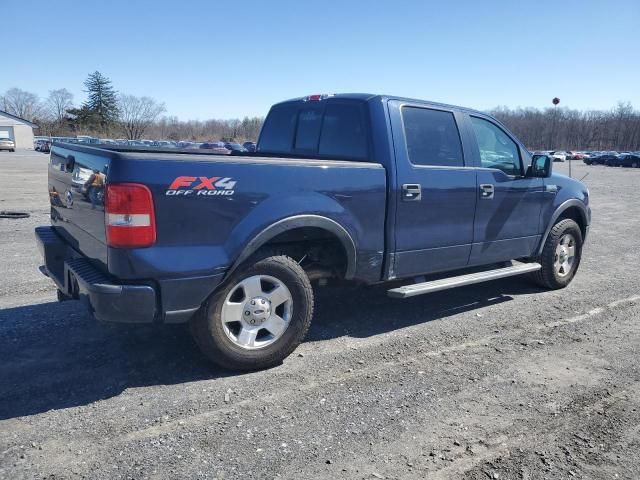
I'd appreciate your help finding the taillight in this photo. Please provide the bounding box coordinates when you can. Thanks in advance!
[105,183,156,248]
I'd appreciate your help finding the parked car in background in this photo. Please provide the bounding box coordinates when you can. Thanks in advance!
[243,141,257,152]
[0,138,16,152]
[549,151,568,162]
[200,142,230,154]
[586,152,618,165]
[34,139,51,151]
[607,153,627,166]
[567,151,587,160]
[39,140,51,153]
[616,153,640,168]
[153,140,177,148]
[224,142,248,153]
[76,136,100,144]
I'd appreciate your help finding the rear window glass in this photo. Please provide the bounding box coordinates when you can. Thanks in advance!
[318,103,367,159]
[294,108,323,151]
[402,107,464,167]
[258,104,297,153]
[259,101,369,160]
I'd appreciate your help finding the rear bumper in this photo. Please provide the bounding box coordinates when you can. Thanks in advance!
[36,226,157,323]
[35,226,224,323]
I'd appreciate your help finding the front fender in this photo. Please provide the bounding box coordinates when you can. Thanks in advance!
[537,198,590,255]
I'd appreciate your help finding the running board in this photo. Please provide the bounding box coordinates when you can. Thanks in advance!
[387,262,541,299]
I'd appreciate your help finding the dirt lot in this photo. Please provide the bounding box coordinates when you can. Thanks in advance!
[0,151,639,480]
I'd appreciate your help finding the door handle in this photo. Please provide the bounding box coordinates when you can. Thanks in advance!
[402,183,422,201]
[479,183,494,199]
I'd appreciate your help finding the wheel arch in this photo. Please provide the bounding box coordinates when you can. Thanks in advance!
[226,215,357,281]
[537,200,589,255]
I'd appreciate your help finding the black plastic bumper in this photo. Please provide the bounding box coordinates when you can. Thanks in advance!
[35,226,157,323]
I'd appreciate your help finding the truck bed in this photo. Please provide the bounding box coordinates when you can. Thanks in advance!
[47,143,388,319]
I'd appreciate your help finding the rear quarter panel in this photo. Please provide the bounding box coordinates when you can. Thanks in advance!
[106,154,387,283]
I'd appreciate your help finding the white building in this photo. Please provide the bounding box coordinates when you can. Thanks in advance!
[0,110,37,149]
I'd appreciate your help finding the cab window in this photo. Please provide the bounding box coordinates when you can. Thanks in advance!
[402,107,464,167]
[470,116,522,176]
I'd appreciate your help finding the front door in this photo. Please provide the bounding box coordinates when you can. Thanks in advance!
[466,115,544,265]
[390,101,477,278]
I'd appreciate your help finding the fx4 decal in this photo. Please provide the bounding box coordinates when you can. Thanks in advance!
[166,176,237,196]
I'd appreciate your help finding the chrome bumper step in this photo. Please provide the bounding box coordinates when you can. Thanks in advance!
[387,262,541,299]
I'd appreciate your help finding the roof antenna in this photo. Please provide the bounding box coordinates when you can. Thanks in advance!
[579,172,589,182]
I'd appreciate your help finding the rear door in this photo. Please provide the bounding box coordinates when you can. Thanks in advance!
[465,115,544,265]
[389,100,477,278]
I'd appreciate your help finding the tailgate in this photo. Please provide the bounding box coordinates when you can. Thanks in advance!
[48,144,111,267]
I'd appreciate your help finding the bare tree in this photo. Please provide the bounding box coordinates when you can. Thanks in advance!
[46,88,74,123]
[118,94,166,139]
[0,88,45,121]
[490,103,640,151]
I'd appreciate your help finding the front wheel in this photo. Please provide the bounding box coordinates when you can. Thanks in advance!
[531,219,583,289]
[190,254,314,371]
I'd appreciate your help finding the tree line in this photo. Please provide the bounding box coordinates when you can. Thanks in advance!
[490,102,640,151]
[2,73,639,149]
[0,72,264,142]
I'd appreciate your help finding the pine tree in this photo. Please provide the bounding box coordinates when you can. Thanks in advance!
[82,71,119,130]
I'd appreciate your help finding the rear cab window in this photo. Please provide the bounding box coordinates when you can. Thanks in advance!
[258,100,369,160]
[294,107,323,152]
[257,103,298,154]
[401,107,464,167]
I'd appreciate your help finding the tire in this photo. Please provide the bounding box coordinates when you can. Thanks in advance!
[190,254,314,371]
[531,218,583,289]
[632,162,639,168]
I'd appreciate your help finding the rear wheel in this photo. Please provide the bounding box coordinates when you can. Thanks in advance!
[190,254,314,371]
[531,219,583,289]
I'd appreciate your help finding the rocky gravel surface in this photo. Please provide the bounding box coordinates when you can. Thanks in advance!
[0,153,639,479]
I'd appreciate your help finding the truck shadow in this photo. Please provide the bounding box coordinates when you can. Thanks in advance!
[0,278,541,420]
[309,278,542,341]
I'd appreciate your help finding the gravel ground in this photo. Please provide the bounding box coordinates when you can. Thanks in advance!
[0,152,639,480]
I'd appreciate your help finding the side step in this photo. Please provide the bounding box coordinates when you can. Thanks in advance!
[387,262,541,299]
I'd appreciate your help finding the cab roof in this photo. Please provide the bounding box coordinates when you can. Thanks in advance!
[273,93,488,117]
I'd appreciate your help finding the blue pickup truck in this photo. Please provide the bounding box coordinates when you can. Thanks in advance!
[36,93,590,370]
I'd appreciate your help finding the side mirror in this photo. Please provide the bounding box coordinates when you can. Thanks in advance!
[529,154,552,178]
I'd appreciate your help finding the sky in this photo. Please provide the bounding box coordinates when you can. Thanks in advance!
[2,0,639,120]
